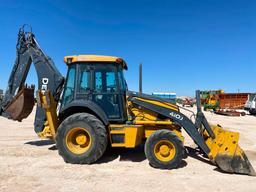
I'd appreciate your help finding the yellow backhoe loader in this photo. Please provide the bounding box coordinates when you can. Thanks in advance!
[0,26,255,176]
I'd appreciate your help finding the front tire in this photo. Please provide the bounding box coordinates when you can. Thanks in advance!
[56,113,107,164]
[145,130,184,169]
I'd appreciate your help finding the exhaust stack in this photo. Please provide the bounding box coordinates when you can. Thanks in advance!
[139,63,142,96]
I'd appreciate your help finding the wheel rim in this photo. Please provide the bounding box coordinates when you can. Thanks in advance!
[66,127,92,155]
[154,140,176,162]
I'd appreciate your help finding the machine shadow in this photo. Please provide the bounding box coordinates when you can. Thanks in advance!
[96,144,146,164]
[213,167,233,175]
[23,140,203,171]
[25,139,57,150]
[185,146,233,174]
[185,146,213,165]
[25,139,55,146]
[98,145,188,170]
[24,141,215,171]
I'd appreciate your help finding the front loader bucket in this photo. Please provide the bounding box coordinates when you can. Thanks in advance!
[4,86,35,121]
[204,125,256,176]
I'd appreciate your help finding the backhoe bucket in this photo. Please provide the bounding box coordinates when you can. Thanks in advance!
[4,86,35,121]
[204,125,256,176]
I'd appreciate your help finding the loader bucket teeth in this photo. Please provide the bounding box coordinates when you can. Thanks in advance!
[4,86,35,121]
[215,146,256,176]
[204,125,256,176]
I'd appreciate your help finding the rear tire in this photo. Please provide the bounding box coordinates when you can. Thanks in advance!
[56,113,107,164]
[145,130,184,169]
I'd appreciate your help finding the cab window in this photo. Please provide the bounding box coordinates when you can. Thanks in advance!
[78,65,90,93]
[95,71,117,92]
[62,66,75,106]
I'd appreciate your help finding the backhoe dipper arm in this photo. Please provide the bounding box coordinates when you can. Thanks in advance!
[1,28,32,108]
[0,26,64,133]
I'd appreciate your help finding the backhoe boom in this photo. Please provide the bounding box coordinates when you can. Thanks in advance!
[0,26,64,133]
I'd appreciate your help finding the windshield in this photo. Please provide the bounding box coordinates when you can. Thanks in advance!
[118,70,127,92]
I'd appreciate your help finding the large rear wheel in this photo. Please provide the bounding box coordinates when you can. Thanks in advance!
[56,113,107,164]
[145,130,184,169]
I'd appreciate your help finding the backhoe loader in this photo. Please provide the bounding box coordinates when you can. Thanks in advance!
[0,26,255,176]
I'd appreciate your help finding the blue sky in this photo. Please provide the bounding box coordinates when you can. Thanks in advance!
[0,0,255,96]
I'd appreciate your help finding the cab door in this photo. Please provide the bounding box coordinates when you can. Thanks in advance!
[92,64,125,121]
[76,64,92,100]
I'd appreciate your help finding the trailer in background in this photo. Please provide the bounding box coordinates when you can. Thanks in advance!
[218,93,249,109]
[204,92,249,116]
[202,92,249,112]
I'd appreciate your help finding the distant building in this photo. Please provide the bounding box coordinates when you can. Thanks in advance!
[152,92,176,104]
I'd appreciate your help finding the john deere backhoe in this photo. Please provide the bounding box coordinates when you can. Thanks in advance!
[0,26,255,176]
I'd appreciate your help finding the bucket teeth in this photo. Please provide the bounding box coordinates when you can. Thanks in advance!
[215,147,256,176]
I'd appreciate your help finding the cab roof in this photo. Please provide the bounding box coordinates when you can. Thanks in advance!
[64,55,127,70]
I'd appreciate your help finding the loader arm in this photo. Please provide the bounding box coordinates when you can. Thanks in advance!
[0,26,64,133]
[129,93,212,155]
[129,90,255,176]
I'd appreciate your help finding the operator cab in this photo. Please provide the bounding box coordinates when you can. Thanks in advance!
[61,55,128,122]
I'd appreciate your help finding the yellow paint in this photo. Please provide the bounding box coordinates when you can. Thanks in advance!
[65,127,92,155]
[135,97,178,111]
[154,140,176,162]
[204,125,241,161]
[125,126,144,147]
[127,96,179,128]
[111,143,125,147]
[144,126,183,141]
[134,120,173,125]
[109,124,143,148]
[109,123,184,148]
[37,90,58,138]
[130,106,159,121]
[64,55,127,69]
[37,124,53,139]
[76,134,87,145]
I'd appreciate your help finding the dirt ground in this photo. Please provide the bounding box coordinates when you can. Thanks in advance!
[0,107,256,192]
